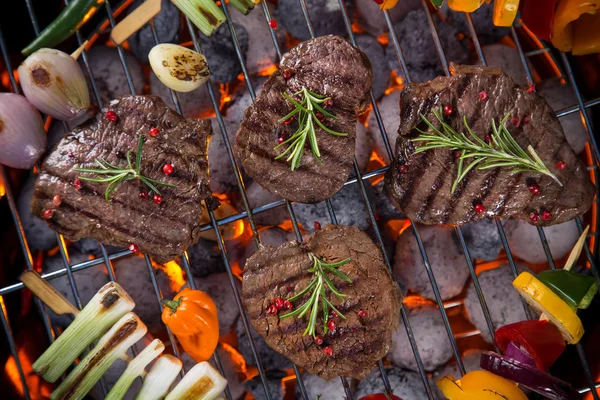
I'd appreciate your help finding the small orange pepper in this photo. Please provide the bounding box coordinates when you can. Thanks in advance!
[161,288,219,362]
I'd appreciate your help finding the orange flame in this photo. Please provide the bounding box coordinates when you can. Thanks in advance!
[257,64,278,77]
[161,261,186,292]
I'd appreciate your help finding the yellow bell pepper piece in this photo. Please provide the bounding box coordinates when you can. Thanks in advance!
[448,0,486,12]
[572,12,600,55]
[552,0,600,52]
[513,272,584,344]
[437,370,528,399]
[493,0,520,26]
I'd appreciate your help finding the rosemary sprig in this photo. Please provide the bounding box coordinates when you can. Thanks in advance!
[274,87,347,171]
[74,135,177,202]
[412,108,562,193]
[279,254,352,338]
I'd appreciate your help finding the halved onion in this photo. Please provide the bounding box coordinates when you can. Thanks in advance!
[18,48,90,122]
[0,93,46,169]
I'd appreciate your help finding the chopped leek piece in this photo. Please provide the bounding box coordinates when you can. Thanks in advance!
[106,339,165,400]
[135,355,182,400]
[165,361,228,400]
[171,0,225,36]
[51,313,147,400]
[33,282,135,382]
[230,0,255,15]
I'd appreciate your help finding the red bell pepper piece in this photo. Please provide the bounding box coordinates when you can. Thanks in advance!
[521,0,558,41]
[495,320,565,371]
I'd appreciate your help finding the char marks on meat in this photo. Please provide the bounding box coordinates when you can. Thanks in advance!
[31,95,212,263]
[384,64,595,226]
[243,225,401,379]
[235,35,373,203]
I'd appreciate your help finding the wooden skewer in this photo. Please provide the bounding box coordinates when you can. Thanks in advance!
[19,270,80,316]
[110,0,161,46]
[70,40,89,61]
[563,225,589,271]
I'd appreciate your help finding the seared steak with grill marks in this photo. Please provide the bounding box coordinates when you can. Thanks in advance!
[31,95,212,263]
[235,35,373,203]
[242,225,401,379]
[384,64,595,226]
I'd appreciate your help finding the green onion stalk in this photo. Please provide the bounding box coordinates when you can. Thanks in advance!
[171,0,226,36]
[134,355,183,400]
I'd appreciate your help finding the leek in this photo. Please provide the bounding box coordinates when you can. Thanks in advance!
[33,281,135,382]
[51,312,147,400]
[230,0,255,15]
[165,361,227,400]
[106,339,165,400]
[134,355,182,400]
[171,0,226,36]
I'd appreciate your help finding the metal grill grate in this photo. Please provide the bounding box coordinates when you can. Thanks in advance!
[1,0,599,399]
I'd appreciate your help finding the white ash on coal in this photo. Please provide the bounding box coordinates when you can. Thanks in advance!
[244,370,287,400]
[458,217,502,262]
[239,183,290,227]
[367,89,401,164]
[149,71,219,118]
[387,300,454,372]
[394,225,470,301]
[355,34,390,100]
[355,367,432,400]
[194,273,241,335]
[296,372,346,399]
[198,23,249,84]
[278,0,348,41]
[355,0,420,37]
[482,44,528,84]
[464,264,530,343]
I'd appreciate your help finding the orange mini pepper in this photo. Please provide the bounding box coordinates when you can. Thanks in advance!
[552,0,600,54]
[161,288,219,362]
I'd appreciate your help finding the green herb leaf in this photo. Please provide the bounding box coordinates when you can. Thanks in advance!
[412,108,562,193]
[74,135,177,202]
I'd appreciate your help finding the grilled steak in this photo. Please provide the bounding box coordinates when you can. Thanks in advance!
[242,225,401,379]
[235,35,373,203]
[384,64,595,226]
[31,95,212,263]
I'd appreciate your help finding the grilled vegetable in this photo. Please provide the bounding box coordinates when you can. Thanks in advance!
[495,320,565,371]
[51,312,147,400]
[513,272,584,344]
[504,341,536,368]
[430,0,445,8]
[18,48,90,122]
[106,339,164,400]
[230,0,256,15]
[480,352,578,400]
[33,282,135,383]
[447,0,486,12]
[149,43,210,93]
[436,370,528,399]
[171,0,225,36]
[492,0,520,26]
[22,0,105,56]
[537,270,598,310]
[135,355,182,400]
[0,93,46,169]
[165,361,228,400]
[378,0,399,9]
[521,0,557,41]
[552,0,600,54]
[161,288,219,362]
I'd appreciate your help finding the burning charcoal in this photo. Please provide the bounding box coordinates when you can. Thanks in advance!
[440,2,510,46]
[504,219,580,264]
[18,173,57,251]
[464,264,530,343]
[194,273,241,335]
[292,182,372,234]
[482,44,527,84]
[236,317,291,371]
[209,118,242,194]
[355,34,390,100]
[199,23,249,83]
[355,0,420,37]
[149,71,219,118]
[278,0,347,41]
[242,182,289,227]
[355,120,373,172]
[538,80,590,154]
[388,300,454,372]
[181,344,246,400]
[385,9,468,83]
[367,89,401,164]
[229,7,285,75]
[244,370,287,400]
[355,367,431,399]
[113,255,178,334]
[128,0,180,64]
[81,46,144,107]
[186,238,226,277]
[373,181,405,222]
[241,227,296,268]
[394,225,470,301]
[224,77,267,125]
[297,373,346,399]
[43,250,110,327]
[458,218,502,261]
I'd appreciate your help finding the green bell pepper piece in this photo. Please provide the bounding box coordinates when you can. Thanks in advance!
[430,0,445,8]
[537,270,598,310]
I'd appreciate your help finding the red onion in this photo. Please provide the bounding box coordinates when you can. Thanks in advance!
[0,93,46,169]
[480,351,578,400]
[505,341,537,368]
